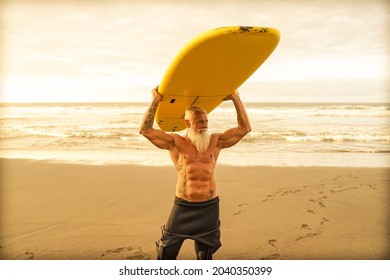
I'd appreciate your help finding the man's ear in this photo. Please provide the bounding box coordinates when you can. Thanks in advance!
[184,119,191,128]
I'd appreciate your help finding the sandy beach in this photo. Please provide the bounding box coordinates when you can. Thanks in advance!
[0,158,389,260]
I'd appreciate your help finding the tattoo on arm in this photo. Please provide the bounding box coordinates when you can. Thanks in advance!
[140,100,159,132]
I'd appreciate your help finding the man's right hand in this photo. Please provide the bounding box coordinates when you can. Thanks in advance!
[152,86,163,102]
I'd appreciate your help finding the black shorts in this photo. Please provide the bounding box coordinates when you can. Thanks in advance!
[157,196,221,253]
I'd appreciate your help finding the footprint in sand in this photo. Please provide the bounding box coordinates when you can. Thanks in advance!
[319,196,328,207]
[301,224,311,230]
[101,246,151,260]
[25,250,34,260]
[268,239,277,247]
[261,253,280,260]
[320,217,330,225]
[318,202,326,208]
[295,232,319,241]
[233,203,247,215]
[330,186,358,194]
[281,191,289,196]
[280,188,302,196]
[307,209,316,214]
[309,195,327,204]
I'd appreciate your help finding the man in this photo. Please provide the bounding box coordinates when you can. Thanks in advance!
[139,86,251,260]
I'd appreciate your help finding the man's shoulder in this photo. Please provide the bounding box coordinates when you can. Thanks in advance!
[171,133,185,139]
[171,133,187,144]
[211,133,221,140]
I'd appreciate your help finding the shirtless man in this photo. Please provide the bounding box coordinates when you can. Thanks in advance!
[139,86,251,260]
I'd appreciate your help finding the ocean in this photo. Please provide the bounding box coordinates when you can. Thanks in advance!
[1,102,389,167]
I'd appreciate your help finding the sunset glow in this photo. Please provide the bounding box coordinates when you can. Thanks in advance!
[1,0,389,103]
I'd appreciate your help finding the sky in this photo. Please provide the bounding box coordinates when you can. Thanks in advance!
[1,0,389,103]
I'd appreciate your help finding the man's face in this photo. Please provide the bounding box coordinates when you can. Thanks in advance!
[186,112,211,153]
[189,113,208,133]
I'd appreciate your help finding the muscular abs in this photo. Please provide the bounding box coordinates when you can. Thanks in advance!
[171,136,220,202]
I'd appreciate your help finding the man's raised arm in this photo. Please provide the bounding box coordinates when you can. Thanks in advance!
[218,90,252,149]
[139,86,175,150]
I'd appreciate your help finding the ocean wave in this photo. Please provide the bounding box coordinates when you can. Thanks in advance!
[1,127,141,141]
[331,149,390,154]
[318,104,389,111]
[241,131,390,144]
[280,135,389,143]
[212,104,390,119]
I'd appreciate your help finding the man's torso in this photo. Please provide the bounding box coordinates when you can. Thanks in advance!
[169,134,221,202]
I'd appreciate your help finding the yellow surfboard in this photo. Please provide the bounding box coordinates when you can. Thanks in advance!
[156,26,280,132]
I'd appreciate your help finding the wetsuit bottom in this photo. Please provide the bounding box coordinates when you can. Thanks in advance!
[156,196,221,260]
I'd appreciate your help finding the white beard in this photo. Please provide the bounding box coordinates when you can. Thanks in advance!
[186,128,211,153]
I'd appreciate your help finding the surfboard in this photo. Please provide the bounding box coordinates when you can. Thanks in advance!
[155,26,280,132]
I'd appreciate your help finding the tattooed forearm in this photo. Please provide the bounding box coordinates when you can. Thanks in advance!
[140,99,159,132]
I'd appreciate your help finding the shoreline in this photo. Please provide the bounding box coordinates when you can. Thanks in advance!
[1,158,389,260]
[1,153,389,168]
